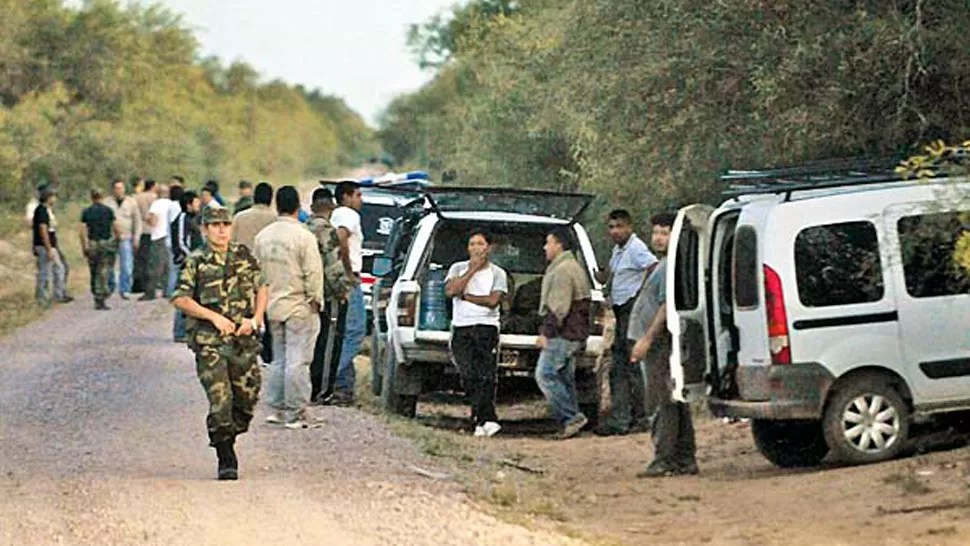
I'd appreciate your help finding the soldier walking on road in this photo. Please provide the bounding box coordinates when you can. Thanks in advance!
[80,188,120,310]
[629,212,699,478]
[172,207,268,481]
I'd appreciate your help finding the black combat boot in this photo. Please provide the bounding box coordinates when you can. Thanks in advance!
[95,299,110,311]
[214,440,238,481]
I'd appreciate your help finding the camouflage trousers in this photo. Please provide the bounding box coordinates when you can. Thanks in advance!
[85,239,117,301]
[195,336,262,446]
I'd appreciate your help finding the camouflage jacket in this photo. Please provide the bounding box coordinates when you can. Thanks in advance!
[173,241,264,347]
[307,213,354,303]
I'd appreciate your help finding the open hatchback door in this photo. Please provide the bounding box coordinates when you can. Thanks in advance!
[667,204,715,403]
[423,187,593,222]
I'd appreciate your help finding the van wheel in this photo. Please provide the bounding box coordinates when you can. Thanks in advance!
[823,376,909,465]
[751,420,829,468]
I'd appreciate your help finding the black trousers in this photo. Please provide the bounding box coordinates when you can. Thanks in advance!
[605,301,649,432]
[311,300,347,401]
[647,335,697,468]
[132,233,152,293]
[450,325,500,425]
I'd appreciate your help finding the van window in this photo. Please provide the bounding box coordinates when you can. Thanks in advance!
[897,211,970,298]
[674,221,699,311]
[733,226,758,309]
[794,221,884,307]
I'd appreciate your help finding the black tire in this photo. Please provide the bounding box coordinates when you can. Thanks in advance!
[370,333,384,396]
[381,357,418,418]
[822,374,910,465]
[751,419,830,468]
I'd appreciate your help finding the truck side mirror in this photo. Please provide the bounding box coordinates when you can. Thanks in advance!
[372,257,392,277]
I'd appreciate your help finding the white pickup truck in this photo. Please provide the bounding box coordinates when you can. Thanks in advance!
[370,188,608,418]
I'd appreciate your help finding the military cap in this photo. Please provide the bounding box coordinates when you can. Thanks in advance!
[202,206,232,225]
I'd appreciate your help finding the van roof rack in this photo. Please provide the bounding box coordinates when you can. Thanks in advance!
[720,157,935,199]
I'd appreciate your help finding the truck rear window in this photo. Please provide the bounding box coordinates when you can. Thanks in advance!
[733,226,759,309]
[794,221,884,307]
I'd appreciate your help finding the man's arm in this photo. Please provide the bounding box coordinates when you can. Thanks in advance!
[79,224,90,256]
[39,223,54,258]
[630,303,666,362]
[173,296,236,336]
[444,260,484,297]
[303,236,324,308]
[131,201,142,244]
[146,211,157,228]
[336,226,355,280]
[235,285,269,336]
[462,291,504,309]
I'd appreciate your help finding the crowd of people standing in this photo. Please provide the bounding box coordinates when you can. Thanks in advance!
[25,176,691,481]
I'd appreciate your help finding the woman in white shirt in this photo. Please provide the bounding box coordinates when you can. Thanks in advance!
[445,231,509,438]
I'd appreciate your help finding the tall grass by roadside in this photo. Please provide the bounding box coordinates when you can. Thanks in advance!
[0,202,88,337]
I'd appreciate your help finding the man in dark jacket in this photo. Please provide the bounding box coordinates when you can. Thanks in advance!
[535,226,592,439]
[172,191,203,342]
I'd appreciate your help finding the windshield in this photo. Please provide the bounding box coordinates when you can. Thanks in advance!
[426,187,592,222]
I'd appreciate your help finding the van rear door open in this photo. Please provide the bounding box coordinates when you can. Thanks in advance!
[667,205,714,403]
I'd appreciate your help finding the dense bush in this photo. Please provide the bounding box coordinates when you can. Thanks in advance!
[0,0,375,202]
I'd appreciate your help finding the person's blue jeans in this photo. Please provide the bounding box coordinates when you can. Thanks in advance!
[535,338,583,425]
[114,238,134,295]
[34,246,67,304]
[335,283,365,395]
[165,241,178,298]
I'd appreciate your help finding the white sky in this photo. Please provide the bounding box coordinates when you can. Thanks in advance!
[130,0,458,125]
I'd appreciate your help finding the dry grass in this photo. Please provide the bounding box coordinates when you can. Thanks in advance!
[0,202,88,338]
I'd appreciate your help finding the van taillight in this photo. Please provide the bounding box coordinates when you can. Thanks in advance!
[398,293,417,327]
[763,265,791,365]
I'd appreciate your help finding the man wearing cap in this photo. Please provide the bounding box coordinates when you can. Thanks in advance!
[307,187,354,404]
[172,206,268,480]
[80,188,120,310]
[32,185,73,306]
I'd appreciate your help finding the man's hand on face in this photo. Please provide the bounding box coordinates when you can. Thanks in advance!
[469,253,487,272]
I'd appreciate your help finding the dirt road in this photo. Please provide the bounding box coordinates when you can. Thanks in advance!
[0,296,585,546]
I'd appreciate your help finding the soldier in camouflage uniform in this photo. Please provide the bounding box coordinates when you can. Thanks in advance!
[80,188,119,310]
[171,207,268,481]
[307,187,355,403]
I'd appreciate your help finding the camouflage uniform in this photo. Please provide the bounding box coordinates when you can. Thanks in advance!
[307,213,355,401]
[173,229,265,447]
[307,214,354,302]
[86,239,117,300]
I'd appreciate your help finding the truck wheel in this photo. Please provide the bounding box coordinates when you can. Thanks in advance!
[370,333,384,396]
[751,419,829,468]
[822,374,909,465]
[381,358,418,418]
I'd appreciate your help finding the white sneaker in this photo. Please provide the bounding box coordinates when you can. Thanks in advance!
[265,411,284,425]
[474,421,501,438]
[285,410,324,429]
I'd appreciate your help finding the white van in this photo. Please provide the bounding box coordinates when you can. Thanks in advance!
[667,161,970,467]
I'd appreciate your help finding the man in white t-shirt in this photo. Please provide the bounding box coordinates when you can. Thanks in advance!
[445,232,509,437]
[326,181,365,406]
[141,183,173,301]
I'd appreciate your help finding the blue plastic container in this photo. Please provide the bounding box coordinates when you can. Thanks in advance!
[419,265,449,331]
